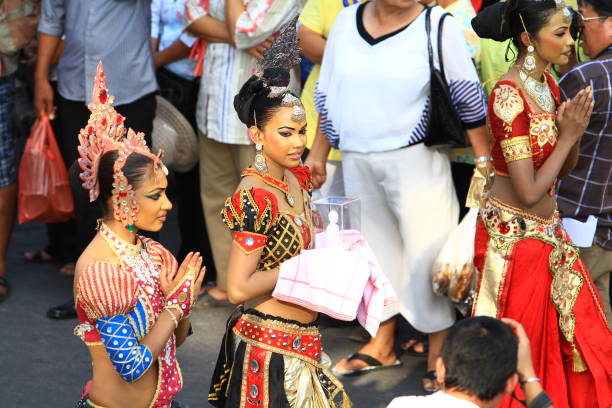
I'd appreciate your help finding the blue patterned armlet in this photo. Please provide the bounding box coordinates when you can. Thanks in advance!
[96,301,153,382]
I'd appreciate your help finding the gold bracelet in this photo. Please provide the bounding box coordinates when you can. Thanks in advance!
[165,307,180,329]
[165,303,184,319]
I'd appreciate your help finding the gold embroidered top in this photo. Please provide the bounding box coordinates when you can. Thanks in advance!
[488,73,561,177]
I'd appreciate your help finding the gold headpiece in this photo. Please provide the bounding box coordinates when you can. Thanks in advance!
[77,62,164,231]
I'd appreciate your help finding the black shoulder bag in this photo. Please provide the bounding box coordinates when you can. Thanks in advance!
[424,7,466,148]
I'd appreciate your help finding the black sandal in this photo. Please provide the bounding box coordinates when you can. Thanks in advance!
[401,340,429,357]
[0,276,9,303]
[332,352,402,376]
[23,250,57,264]
[422,370,439,393]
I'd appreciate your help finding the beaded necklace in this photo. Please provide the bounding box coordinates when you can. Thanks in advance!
[242,168,296,207]
[99,222,161,298]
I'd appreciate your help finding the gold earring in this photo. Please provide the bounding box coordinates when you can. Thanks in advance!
[254,144,267,174]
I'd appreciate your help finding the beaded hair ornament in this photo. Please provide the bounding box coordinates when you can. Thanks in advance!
[77,62,165,231]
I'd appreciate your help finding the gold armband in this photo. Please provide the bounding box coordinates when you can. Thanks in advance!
[500,136,532,163]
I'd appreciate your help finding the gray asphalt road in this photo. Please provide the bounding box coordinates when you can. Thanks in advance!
[0,218,427,407]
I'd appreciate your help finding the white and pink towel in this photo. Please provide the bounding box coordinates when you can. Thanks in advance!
[272,230,397,337]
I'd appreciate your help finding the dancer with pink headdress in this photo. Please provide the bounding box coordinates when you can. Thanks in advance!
[72,62,205,408]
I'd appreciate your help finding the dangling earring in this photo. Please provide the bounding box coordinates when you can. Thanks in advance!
[523,44,536,73]
[254,144,268,174]
[518,14,536,74]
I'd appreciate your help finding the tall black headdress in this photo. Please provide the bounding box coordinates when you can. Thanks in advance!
[234,16,305,125]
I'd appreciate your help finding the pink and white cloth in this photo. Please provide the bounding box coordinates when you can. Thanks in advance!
[272,230,397,337]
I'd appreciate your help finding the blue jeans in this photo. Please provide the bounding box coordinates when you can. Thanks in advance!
[0,75,16,187]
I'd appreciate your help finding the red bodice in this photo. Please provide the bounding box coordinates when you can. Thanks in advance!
[489,72,561,177]
[222,165,314,271]
[74,237,182,408]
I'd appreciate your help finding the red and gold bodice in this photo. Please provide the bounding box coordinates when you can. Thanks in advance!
[489,72,561,177]
[221,166,314,271]
[74,227,182,408]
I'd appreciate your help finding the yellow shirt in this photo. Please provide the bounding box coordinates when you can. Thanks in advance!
[299,0,367,161]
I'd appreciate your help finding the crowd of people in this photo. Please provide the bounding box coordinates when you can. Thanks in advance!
[0,0,610,407]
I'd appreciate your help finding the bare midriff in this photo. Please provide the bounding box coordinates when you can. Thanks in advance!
[246,295,317,324]
[86,346,158,408]
[491,175,557,219]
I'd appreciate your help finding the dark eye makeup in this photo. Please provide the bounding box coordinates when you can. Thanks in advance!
[143,188,166,200]
[277,125,307,137]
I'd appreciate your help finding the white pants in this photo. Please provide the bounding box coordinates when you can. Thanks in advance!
[342,144,457,333]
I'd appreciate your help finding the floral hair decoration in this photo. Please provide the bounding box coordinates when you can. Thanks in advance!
[77,62,165,231]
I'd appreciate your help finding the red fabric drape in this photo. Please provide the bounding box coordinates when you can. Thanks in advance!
[474,220,612,408]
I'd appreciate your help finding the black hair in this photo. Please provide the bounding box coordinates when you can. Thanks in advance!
[579,0,612,16]
[233,68,299,129]
[473,0,564,51]
[69,151,154,217]
[441,316,518,401]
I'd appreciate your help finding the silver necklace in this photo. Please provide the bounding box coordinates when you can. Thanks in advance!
[99,223,160,296]
[517,68,554,113]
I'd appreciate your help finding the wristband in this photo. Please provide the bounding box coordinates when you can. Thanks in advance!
[527,391,553,408]
[520,377,540,385]
[474,155,493,164]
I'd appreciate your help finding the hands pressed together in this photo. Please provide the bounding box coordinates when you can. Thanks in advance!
[557,86,594,146]
[161,252,206,320]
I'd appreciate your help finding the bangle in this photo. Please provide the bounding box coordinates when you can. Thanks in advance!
[474,155,493,164]
[520,377,540,385]
[165,307,180,329]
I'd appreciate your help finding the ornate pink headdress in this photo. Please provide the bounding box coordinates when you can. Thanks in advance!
[77,62,163,231]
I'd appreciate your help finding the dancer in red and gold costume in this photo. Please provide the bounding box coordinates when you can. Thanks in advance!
[208,20,349,408]
[471,1,611,407]
[72,63,205,408]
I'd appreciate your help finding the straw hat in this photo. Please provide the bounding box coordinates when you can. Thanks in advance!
[152,95,199,173]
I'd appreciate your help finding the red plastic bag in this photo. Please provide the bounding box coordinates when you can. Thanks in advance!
[18,115,74,223]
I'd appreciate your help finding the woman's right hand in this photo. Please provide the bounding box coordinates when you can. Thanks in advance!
[246,35,275,60]
[556,86,593,146]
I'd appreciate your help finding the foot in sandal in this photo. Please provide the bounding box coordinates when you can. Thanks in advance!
[332,345,400,376]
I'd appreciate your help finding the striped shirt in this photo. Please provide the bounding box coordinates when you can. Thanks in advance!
[38,0,157,105]
[558,47,612,250]
[185,0,303,145]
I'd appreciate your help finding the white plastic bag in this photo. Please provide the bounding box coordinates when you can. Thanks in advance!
[432,207,479,315]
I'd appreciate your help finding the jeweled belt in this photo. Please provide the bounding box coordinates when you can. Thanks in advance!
[482,196,565,244]
[479,196,587,372]
[233,314,322,363]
